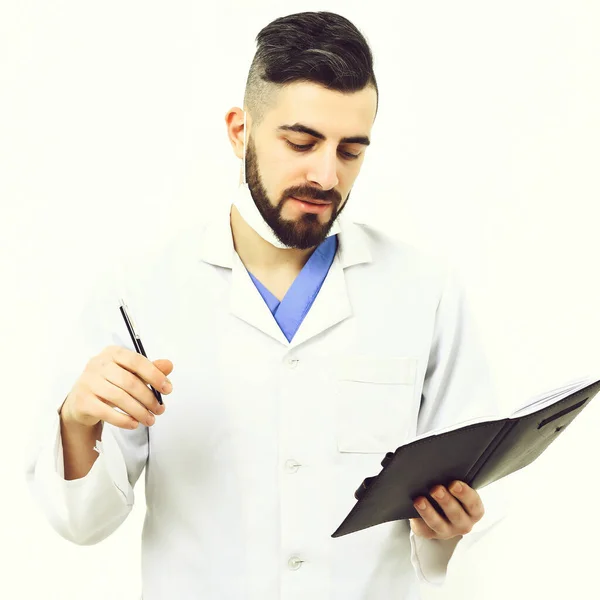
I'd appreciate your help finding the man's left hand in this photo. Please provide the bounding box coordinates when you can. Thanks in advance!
[410,480,484,540]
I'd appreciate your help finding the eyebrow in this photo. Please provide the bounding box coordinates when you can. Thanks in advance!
[277,123,371,146]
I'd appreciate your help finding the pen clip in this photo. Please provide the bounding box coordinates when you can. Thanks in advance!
[119,298,140,339]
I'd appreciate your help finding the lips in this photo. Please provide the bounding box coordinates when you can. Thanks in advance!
[292,197,332,205]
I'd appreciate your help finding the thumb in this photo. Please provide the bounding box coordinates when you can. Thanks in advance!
[152,359,174,377]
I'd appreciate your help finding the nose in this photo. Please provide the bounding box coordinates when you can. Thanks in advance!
[306,146,340,191]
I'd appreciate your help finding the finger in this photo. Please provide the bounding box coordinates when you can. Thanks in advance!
[153,359,174,377]
[409,517,437,540]
[448,481,485,522]
[103,360,164,415]
[87,371,156,427]
[430,485,473,534]
[76,387,140,430]
[107,346,173,397]
[413,496,452,538]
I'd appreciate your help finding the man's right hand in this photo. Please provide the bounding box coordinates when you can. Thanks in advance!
[60,345,173,430]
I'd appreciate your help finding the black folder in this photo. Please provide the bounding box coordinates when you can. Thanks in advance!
[332,375,600,538]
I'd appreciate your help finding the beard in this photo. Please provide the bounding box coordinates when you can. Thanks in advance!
[244,135,350,250]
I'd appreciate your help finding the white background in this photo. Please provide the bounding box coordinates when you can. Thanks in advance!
[2,1,599,598]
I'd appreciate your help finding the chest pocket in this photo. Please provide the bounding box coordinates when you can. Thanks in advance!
[335,356,418,454]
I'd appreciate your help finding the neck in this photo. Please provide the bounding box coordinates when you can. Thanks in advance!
[230,204,315,272]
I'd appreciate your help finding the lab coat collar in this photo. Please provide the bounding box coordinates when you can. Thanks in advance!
[198,202,372,270]
[198,202,372,347]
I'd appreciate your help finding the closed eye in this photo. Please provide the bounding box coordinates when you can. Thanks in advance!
[286,141,360,160]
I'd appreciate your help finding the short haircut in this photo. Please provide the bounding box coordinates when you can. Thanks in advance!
[244,11,379,128]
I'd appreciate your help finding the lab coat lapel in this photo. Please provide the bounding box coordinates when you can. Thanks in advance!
[198,203,372,348]
[230,250,290,345]
[289,218,372,347]
[228,248,352,348]
[198,204,290,345]
[287,253,351,348]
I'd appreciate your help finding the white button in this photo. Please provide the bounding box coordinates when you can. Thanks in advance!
[284,459,301,473]
[286,358,299,368]
[287,556,304,570]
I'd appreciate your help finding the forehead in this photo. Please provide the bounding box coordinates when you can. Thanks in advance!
[267,81,376,138]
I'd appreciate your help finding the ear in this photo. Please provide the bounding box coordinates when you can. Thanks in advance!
[224,107,247,160]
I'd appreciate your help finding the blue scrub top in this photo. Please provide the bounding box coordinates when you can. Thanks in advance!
[247,235,338,342]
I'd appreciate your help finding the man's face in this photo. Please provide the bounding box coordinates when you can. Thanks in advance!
[244,81,377,249]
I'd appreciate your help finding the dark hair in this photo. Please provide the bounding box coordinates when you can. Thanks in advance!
[244,11,378,127]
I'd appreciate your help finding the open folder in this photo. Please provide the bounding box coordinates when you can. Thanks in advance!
[332,374,600,538]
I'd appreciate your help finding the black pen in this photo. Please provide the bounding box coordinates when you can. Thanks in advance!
[119,298,163,405]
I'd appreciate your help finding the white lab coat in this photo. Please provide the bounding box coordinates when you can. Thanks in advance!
[26,202,503,600]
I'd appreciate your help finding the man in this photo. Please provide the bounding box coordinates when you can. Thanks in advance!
[26,11,501,600]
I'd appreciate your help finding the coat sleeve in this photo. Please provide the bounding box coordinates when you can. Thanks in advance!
[24,265,149,546]
[409,265,508,585]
